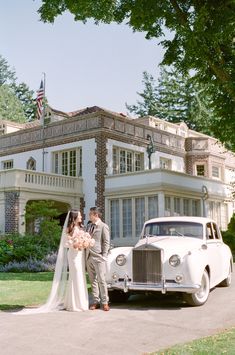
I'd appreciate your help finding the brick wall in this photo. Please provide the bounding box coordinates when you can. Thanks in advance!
[5,192,19,233]
[95,132,108,219]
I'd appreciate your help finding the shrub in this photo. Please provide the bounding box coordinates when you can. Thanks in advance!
[222,231,235,257]
[0,233,60,266]
[222,213,235,259]
[0,252,57,272]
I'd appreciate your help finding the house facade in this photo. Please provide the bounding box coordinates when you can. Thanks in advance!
[0,106,234,246]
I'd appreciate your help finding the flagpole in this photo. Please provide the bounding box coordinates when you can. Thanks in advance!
[42,72,46,172]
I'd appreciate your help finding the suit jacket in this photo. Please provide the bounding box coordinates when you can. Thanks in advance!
[87,219,110,262]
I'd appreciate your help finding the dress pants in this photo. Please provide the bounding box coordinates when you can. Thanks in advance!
[86,256,109,304]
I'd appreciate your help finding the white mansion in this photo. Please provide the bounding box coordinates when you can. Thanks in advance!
[0,106,235,246]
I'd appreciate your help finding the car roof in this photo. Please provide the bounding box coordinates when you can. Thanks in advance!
[145,216,216,225]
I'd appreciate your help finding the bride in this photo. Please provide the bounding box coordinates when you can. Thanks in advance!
[63,209,89,311]
[14,209,91,314]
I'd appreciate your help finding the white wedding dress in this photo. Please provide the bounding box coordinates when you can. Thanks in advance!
[64,247,88,311]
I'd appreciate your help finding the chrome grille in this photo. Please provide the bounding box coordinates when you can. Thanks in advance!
[132,247,162,283]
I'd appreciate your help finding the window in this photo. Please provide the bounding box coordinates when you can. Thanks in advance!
[2,160,13,169]
[135,153,142,171]
[112,147,144,174]
[206,223,214,239]
[148,196,158,219]
[135,198,145,237]
[110,196,157,241]
[196,164,205,176]
[123,199,132,238]
[54,153,59,174]
[192,200,200,216]
[113,148,118,174]
[69,150,76,176]
[165,196,171,216]
[160,157,172,170]
[208,201,221,223]
[120,150,126,173]
[174,197,180,215]
[126,151,132,172]
[183,199,190,215]
[212,166,220,179]
[62,151,68,175]
[110,200,120,240]
[26,157,36,170]
[53,148,82,176]
[212,223,220,239]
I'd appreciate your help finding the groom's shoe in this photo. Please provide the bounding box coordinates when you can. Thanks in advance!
[89,303,100,310]
[102,304,110,311]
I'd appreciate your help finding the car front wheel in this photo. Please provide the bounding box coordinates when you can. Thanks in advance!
[184,269,210,306]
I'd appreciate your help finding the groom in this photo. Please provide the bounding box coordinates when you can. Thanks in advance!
[86,206,110,311]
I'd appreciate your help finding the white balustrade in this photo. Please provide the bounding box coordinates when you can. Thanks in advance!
[0,169,82,194]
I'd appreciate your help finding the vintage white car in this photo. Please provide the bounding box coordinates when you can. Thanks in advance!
[106,217,233,306]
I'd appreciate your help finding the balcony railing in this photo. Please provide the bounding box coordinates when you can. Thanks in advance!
[0,169,83,195]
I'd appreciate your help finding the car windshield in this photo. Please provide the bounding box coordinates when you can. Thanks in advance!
[143,221,203,239]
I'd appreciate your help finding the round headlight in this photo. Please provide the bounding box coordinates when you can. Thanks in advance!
[169,254,181,267]
[116,254,126,266]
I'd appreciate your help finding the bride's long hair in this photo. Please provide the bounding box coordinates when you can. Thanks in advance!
[14,210,76,315]
[67,210,83,235]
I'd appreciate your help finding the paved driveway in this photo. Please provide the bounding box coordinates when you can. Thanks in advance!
[1,267,235,355]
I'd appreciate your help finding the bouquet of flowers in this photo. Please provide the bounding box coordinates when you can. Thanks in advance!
[65,227,95,250]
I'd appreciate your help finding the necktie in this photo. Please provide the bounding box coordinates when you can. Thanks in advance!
[88,223,95,234]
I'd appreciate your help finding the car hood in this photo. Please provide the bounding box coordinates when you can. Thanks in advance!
[135,236,203,255]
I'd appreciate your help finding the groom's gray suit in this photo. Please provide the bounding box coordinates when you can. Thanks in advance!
[86,219,110,305]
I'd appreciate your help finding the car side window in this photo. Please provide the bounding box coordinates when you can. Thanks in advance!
[206,223,214,240]
[212,223,220,239]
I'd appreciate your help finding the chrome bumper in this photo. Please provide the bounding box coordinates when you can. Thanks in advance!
[107,276,201,294]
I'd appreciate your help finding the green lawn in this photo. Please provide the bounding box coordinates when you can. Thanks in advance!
[154,327,235,354]
[0,272,54,310]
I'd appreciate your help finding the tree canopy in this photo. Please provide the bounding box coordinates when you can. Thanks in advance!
[38,0,235,150]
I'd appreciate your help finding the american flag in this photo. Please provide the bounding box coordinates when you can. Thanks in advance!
[36,80,44,119]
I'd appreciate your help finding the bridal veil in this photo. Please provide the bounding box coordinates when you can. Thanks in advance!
[13,211,70,314]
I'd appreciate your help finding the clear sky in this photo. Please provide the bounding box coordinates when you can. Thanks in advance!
[0,0,165,115]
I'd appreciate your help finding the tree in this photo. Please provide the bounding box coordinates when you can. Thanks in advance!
[25,200,61,243]
[126,71,161,118]
[0,54,37,122]
[13,82,37,121]
[126,67,213,135]
[0,85,26,122]
[38,0,235,149]
[0,55,16,86]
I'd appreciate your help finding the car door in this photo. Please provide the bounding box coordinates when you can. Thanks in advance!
[205,222,221,286]
[212,222,229,281]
